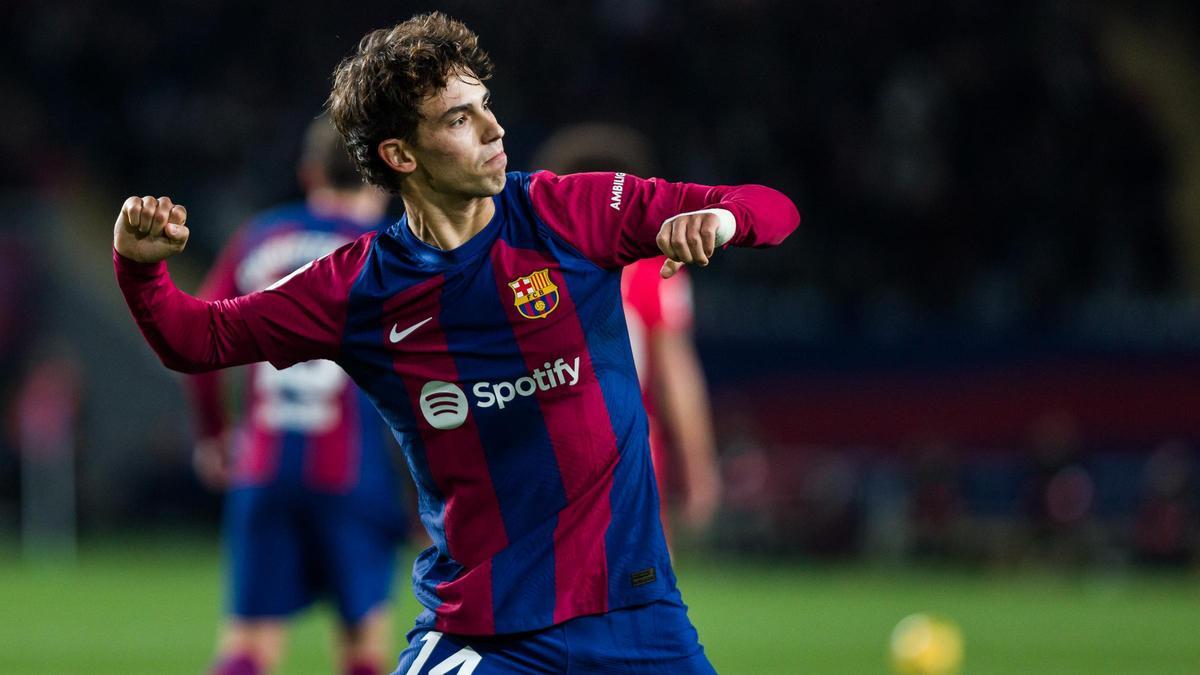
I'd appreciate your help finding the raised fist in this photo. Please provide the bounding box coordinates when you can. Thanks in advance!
[113,195,190,263]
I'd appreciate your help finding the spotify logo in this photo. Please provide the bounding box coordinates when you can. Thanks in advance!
[419,381,469,430]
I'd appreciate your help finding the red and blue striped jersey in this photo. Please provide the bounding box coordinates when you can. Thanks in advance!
[115,170,799,635]
[186,203,398,495]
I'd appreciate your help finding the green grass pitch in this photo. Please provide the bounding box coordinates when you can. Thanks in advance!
[0,536,1197,674]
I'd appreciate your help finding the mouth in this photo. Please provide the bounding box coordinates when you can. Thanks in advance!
[484,150,507,168]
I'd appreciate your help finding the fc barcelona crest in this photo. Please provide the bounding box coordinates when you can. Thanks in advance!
[508,268,560,320]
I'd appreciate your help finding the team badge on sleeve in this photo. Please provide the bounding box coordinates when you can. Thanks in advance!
[508,269,560,319]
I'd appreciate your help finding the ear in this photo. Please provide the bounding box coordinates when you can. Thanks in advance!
[378,138,417,176]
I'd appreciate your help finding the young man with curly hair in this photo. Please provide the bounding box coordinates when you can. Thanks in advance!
[113,12,799,674]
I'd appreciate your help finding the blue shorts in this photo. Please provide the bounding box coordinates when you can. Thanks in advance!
[225,485,405,625]
[393,589,715,674]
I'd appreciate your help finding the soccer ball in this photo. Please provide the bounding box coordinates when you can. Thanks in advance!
[888,613,963,675]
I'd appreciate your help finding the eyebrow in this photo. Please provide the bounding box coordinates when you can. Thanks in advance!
[438,90,491,121]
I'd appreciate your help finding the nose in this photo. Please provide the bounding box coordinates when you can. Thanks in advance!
[482,109,504,144]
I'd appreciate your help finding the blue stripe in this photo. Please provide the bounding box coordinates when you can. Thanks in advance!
[277,430,306,486]
[340,236,453,618]
[351,388,408,535]
[439,250,563,632]
[351,388,390,495]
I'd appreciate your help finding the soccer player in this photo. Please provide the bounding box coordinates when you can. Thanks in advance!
[187,117,408,675]
[535,125,722,541]
[112,13,798,674]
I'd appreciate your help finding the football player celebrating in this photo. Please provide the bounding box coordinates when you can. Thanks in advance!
[113,13,798,673]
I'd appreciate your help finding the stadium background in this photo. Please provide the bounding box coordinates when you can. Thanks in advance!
[2,1,1199,673]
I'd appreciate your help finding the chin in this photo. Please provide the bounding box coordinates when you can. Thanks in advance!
[483,171,507,195]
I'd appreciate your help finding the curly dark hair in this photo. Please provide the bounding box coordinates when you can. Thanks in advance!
[327,12,494,192]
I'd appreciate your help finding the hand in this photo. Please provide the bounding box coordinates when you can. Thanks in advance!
[655,208,735,278]
[192,434,233,491]
[113,195,190,263]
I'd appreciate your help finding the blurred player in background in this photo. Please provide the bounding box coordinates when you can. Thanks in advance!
[187,116,407,675]
[534,124,722,541]
[114,13,798,673]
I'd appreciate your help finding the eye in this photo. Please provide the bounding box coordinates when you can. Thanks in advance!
[450,116,466,127]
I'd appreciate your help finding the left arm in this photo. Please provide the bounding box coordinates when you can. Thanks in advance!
[528,171,800,271]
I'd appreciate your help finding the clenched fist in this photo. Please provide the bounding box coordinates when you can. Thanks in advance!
[656,208,736,279]
[113,195,190,263]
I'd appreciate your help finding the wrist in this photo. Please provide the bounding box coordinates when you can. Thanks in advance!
[666,207,737,246]
[113,247,166,273]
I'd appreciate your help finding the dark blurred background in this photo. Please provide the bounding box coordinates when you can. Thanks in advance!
[2,0,1199,569]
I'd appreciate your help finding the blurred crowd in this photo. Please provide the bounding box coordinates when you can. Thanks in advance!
[2,0,1199,567]
[717,412,1199,569]
[3,1,1192,333]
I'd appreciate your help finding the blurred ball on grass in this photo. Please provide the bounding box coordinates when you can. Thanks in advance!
[889,613,964,675]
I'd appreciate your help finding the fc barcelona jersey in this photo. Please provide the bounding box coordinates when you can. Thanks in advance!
[115,170,800,635]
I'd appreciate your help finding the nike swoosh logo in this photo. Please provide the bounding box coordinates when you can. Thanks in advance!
[390,317,432,344]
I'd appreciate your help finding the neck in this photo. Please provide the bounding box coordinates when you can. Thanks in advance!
[400,180,495,251]
[306,188,387,227]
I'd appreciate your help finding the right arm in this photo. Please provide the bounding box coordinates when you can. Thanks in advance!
[113,196,370,374]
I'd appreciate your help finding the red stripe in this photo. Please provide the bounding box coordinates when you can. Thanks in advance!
[490,241,617,622]
[434,559,495,634]
[304,383,358,492]
[238,426,281,485]
[384,276,504,635]
[236,367,280,485]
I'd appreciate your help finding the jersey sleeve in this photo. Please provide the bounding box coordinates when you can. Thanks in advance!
[114,232,375,374]
[527,170,800,269]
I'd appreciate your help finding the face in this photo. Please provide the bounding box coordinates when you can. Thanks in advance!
[406,71,507,198]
